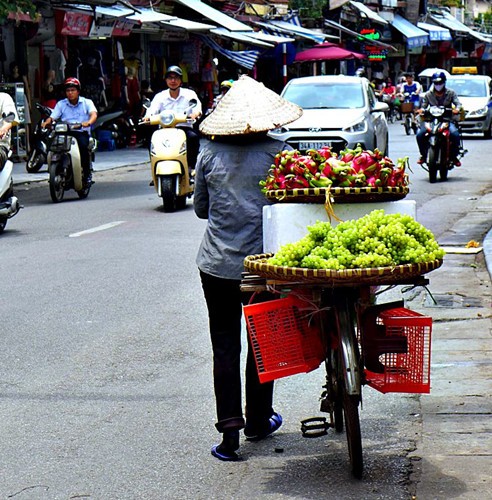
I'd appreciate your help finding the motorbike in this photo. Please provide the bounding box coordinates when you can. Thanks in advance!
[140,99,197,212]
[26,102,53,173]
[419,105,467,183]
[45,122,96,202]
[0,113,22,233]
[400,92,419,135]
[93,108,137,150]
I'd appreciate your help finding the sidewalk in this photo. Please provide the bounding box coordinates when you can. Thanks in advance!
[11,146,149,186]
[406,192,492,499]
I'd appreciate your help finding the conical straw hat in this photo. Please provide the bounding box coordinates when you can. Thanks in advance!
[199,75,303,136]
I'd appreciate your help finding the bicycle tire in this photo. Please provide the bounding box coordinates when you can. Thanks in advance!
[335,295,363,478]
[343,390,363,479]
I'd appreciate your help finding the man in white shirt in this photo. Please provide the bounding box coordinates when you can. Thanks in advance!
[0,92,19,169]
[144,65,202,170]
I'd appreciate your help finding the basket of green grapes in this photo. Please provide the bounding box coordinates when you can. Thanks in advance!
[245,210,444,286]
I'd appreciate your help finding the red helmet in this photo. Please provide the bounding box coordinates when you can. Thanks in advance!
[64,77,81,90]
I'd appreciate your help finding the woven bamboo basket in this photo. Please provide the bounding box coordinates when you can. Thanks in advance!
[265,186,409,204]
[244,253,443,287]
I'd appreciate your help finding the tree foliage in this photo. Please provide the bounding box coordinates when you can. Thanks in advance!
[0,0,38,20]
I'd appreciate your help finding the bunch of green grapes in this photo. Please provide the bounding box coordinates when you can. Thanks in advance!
[267,210,445,270]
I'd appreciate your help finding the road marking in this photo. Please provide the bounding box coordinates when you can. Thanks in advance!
[69,221,126,238]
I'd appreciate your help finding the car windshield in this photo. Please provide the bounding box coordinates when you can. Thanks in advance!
[447,78,488,98]
[282,82,365,109]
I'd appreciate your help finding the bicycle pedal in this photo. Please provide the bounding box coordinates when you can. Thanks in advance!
[300,417,330,438]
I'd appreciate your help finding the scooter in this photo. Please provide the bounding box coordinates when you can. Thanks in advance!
[45,122,96,202]
[0,113,22,233]
[93,108,137,150]
[419,105,467,183]
[26,102,53,173]
[141,99,197,212]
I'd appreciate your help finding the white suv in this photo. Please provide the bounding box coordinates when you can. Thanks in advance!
[268,75,389,155]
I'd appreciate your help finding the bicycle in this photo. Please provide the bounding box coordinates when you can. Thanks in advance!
[242,266,433,479]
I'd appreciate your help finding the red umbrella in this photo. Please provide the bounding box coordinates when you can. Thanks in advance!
[295,42,366,62]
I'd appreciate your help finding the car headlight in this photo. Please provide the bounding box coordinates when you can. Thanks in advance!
[468,106,488,118]
[343,119,367,133]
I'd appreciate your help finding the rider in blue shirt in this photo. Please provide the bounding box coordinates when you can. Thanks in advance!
[399,72,422,108]
[42,77,98,185]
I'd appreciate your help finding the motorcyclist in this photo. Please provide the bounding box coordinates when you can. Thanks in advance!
[42,77,98,185]
[0,92,19,169]
[143,65,202,170]
[206,79,233,115]
[397,72,422,108]
[416,71,463,166]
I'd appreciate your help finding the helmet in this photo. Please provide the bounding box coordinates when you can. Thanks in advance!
[64,77,81,90]
[165,65,183,79]
[220,79,233,90]
[431,71,447,84]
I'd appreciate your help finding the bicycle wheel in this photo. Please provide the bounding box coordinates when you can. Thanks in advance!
[343,389,363,479]
[336,296,363,478]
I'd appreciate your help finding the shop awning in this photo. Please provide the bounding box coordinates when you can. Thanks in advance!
[209,28,275,48]
[164,18,214,31]
[417,22,452,41]
[348,1,388,25]
[429,11,489,43]
[175,0,252,32]
[390,15,428,48]
[127,8,176,24]
[254,20,335,43]
[196,34,261,69]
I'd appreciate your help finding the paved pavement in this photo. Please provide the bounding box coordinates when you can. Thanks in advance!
[11,149,492,498]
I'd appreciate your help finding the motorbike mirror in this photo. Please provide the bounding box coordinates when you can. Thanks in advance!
[188,99,198,108]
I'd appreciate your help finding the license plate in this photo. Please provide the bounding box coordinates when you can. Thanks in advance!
[299,141,330,150]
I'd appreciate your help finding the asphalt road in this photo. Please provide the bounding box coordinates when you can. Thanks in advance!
[0,122,489,499]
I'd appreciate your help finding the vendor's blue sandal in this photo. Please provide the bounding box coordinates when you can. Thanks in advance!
[211,430,240,462]
[244,412,283,442]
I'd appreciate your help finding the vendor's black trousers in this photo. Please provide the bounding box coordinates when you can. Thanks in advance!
[199,271,274,434]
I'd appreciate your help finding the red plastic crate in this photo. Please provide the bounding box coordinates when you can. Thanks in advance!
[363,307,432,394]
[244,295,325,383]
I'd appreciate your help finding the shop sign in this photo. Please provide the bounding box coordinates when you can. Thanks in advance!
[55,10,92,36]
[160,29,189,42]
[113,19,135,37]
[359,29,387,60]
[88,17,114,38]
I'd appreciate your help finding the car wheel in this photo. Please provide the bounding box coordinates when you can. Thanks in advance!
[484,120,492,139]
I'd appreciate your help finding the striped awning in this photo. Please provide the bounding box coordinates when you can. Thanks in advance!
[390,15,429,48]
[196,34,261,70]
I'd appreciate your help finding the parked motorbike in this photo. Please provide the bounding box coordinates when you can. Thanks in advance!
[45,122,96,202]
[400,92,419,135]
[140,99,196,212]
[93,108,137,150]
[26,102,53,173]
[0,113,22,232]
[419,105,467,183]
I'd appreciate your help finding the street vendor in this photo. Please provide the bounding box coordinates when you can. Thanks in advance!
[194,75,302,461]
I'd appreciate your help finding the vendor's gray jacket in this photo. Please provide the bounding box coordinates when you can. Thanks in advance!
[194,136,289,280]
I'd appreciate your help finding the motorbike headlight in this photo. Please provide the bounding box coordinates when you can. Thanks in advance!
[343,119,367,133]
[159,111,174,126]
[54,123,68,133]
[468,106,488,118]
[429,106,444,117]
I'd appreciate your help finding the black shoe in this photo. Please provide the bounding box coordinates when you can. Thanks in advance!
[149,180,154,187]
